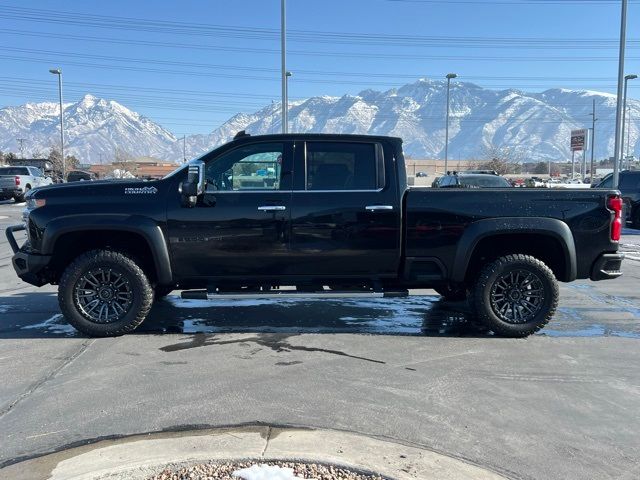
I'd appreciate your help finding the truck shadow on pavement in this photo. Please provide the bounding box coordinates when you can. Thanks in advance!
[0,291,491,338]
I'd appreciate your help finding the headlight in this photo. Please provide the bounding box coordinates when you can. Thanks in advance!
[26,198,46,210]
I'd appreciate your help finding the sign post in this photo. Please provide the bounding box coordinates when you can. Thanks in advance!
[571,129,588,180]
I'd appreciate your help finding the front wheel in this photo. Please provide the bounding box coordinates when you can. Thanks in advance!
[472,254,558,337]
[58,250,154,337]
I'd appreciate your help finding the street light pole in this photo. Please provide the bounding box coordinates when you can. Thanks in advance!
[49,68,65,180]
[613,0,628,188]
[627,105,633,164]
[285,71,292,133]
[621,74,637,170]
[444,73,457,173]
[281,0,288,134]
[589,99,597,185]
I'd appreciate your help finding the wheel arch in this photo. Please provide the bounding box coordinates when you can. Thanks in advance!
[451,217,577,283]
[42,215,172,284]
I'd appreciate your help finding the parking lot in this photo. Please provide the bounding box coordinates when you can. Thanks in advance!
[0,199,639,479]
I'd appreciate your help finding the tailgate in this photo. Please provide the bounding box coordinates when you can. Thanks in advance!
[0,176,17,189]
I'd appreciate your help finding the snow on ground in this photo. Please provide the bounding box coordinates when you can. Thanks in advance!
[20,314,77,336]
[233,464,302,480]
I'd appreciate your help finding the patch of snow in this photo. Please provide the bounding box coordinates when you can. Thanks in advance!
[233,464,303,480]
[21,314,77,336]
[167,297,306,308]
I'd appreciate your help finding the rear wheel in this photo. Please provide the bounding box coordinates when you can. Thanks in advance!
[58,250,153,337]
[14,186,30,203]
[472,254,558,337]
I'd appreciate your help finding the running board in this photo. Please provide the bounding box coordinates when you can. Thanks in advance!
[180,289,408,300]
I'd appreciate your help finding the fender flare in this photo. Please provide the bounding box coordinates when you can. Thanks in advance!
[41,214,172,284]
[450,217,577,283]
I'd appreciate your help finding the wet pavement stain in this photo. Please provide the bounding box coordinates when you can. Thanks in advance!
[160,333,387,364]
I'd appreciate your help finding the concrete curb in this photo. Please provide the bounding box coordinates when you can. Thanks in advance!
[0,426,508,480]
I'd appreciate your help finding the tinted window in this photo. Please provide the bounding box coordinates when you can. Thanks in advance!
[206,142,284,191]
[439,176,455,187]
[459,175,512,188]
[306,142,378,190]
[0,167,29,176]
[619,173,640,191]
[597,174,613,188]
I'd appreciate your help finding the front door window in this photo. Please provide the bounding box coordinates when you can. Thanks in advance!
[205,143,284,191]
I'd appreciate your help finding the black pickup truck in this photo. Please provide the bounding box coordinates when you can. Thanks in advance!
[6,133,624,337]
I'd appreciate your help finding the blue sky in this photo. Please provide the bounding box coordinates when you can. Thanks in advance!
[0,0,638,135]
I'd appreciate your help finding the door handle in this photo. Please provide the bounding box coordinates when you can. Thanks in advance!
[258,205,287,211]
[365,205,394,212]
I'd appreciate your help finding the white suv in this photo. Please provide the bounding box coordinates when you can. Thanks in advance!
[0,166,53,203]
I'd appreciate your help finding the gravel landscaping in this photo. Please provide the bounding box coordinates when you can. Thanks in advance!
[147,461,387,480]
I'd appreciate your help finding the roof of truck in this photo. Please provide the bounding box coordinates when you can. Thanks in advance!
[230,132,403,144]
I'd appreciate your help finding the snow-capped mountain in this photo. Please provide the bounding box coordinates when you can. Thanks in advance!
[1,80,638,163]
[0,94,176,163]
[194,80,639,162]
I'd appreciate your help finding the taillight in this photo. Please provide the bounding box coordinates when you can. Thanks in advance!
[607,195,622,242]
[14,176,20,186]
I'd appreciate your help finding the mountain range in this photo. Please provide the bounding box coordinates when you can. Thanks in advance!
[0,79,638,164]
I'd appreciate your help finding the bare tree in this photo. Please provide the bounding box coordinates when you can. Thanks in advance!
[478,143,525,175]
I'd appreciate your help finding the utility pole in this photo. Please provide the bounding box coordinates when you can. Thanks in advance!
[281,0,288,134]
[621,74,637,171]
[98,153,103,164]
[612,0,628,188]
[444,73,457,173]
[627,105,633,166]
[16,138,26,159]
[183,134,186,163]
[589,99,597,185]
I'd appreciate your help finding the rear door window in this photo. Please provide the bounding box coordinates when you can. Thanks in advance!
[305,142,381,191]
[0,167,29,176]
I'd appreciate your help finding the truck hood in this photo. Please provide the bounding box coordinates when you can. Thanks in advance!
[30,179,164,198]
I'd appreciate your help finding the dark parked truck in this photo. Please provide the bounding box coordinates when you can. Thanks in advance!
[6,133,624,337]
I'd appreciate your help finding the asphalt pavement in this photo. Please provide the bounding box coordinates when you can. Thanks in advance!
[0,199,639,480]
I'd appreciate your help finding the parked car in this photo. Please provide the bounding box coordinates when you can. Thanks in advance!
[66,170,96,182]
[0,166,53,202]
[416,171,428,177]
[436,172,512,188]
[594,170,640,228]
[7,133,623,338]
[463,169,499,175]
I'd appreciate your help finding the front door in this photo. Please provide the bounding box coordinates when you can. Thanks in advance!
[167,141,293,280]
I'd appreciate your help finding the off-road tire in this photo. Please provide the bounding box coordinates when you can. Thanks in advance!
[434,284,468,301]
[58,249,153,337]
[472,254,558,337]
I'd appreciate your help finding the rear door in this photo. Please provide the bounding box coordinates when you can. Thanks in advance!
[288,139,401,277]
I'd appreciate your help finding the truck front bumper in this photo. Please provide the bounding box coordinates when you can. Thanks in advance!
[5,224,51,287]
[590,253,624,281]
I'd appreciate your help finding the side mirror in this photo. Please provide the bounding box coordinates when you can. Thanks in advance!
[180,160,205,208]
